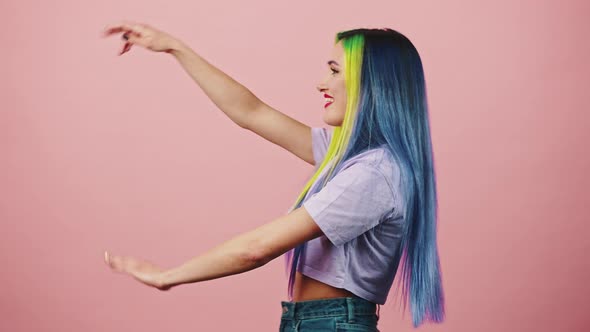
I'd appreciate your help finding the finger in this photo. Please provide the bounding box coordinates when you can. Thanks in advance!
[109,254,128,273]
[130,23,147,35]
[119,42,132,55]
[125,34,145,48]
[103,20,135,33]
[103,25,133,37]
[122,31,142,43]
[105,251,118,270]
[103,21,142,37]
[105,252,123,272]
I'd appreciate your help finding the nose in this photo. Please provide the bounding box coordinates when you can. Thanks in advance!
[316,83,327,93]
[316,71,330,92]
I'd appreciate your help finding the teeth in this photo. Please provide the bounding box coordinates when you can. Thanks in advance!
[325,98,334,103]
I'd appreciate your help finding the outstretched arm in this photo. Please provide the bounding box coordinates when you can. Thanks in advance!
[103,21,263,128]
[103,21,315,165]
[161,207,322,288]
[104,206,323,290]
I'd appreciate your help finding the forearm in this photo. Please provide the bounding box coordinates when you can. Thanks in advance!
[168,39,261,128]
[160,229,265,289]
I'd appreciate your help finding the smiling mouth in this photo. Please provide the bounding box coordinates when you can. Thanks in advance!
[324,94,334,108]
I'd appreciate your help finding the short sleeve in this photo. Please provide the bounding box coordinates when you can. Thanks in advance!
[311,127,333,166]
[302,162,395,246]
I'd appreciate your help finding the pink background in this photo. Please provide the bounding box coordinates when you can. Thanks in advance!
[1,0,588,331]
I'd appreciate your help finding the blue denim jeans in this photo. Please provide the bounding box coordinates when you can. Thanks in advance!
[279,297,380,331]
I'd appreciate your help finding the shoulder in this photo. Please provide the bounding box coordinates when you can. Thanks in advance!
[344,146,401,188]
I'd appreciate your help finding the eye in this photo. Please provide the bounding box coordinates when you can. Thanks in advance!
[330,68,339,75]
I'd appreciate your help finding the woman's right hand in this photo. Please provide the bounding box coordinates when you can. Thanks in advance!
[102,21,181,55]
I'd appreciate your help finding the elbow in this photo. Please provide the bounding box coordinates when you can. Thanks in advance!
[240,239,271,268]
[237,100,263,130]
[237,225,287,268]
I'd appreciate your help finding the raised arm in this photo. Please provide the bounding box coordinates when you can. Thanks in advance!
[103,21,315,165]
[169,41,261,129]
[170,43,315,165]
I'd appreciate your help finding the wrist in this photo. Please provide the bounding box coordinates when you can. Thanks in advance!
[159,268,176,289]
[167,38,188,57]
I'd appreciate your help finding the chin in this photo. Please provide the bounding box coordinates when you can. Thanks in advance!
[322,109,344,127]
[324,116,342,127]
[323,119,343,127]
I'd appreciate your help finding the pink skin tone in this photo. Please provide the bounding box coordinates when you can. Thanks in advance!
[316,41,347,127]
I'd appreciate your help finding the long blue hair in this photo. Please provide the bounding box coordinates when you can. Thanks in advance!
[284,28,445,328]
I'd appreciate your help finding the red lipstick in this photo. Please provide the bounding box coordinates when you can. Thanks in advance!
[324,93,334,108]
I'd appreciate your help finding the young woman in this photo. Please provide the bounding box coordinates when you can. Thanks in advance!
[102,22,445,330]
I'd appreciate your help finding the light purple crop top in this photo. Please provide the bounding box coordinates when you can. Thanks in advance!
[298,127,406,305]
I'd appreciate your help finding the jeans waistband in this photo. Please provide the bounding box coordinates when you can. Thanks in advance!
[280,297,378,321]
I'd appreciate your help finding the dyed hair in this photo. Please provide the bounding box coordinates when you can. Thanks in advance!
[283,28,445,327]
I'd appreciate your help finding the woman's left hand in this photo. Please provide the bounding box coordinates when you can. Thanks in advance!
[104,251,171,291]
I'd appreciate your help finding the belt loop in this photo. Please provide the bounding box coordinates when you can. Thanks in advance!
[346,298,355,323]
[281,302,295,320]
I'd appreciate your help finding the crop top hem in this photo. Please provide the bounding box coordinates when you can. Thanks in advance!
[298,263,385,305]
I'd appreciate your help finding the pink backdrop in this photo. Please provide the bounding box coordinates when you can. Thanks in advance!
[1,0,588,331]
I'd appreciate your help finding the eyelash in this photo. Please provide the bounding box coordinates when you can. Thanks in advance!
[330,68,339,75]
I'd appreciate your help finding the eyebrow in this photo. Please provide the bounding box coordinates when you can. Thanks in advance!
[327,60,340,66]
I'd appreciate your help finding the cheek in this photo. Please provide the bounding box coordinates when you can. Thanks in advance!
[336,89,346,108]
[335,79,346,101]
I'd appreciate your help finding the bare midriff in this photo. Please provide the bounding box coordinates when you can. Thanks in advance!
[292,271,358,301]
